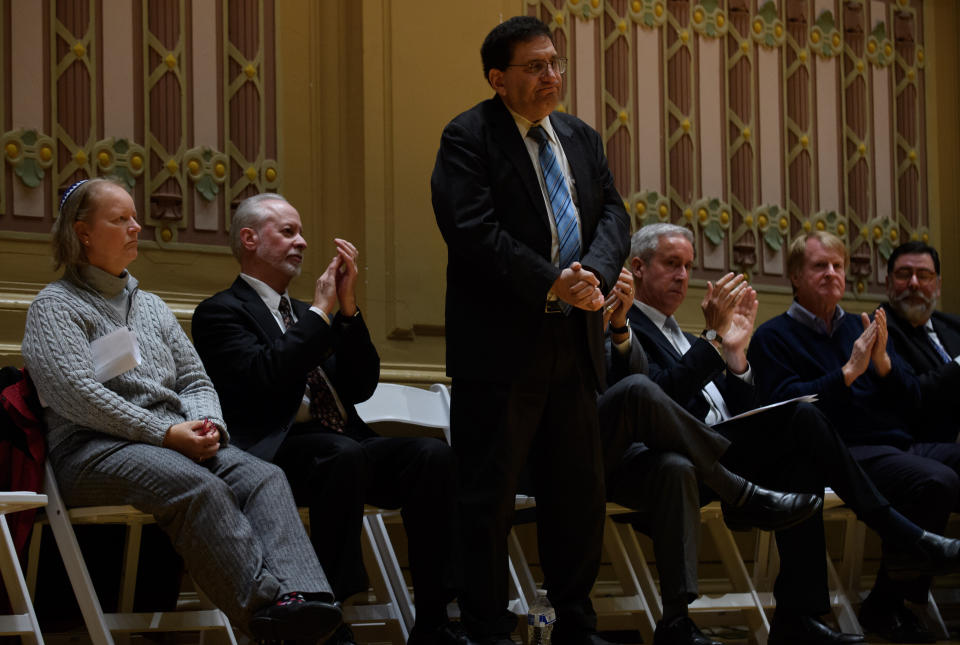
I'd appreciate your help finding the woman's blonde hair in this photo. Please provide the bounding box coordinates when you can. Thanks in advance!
[51,177,128,270]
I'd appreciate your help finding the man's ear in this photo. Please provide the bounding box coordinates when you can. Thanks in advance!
[630,256,643,281]
[488,69,506,96]
[239,227,258,251]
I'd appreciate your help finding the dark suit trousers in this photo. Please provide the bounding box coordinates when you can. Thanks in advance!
[451,315,605,639]
[849,441,960,603]
[274,426,460,627]
[599,374,730,607]
[714,402,890,616]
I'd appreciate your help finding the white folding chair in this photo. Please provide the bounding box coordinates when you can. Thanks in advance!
[355,382,451,444]
[606,502,771,645]
[26,462,236,645]
[0,491,47,645]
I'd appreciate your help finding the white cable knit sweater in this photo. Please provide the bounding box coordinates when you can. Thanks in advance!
[22,267,227,453]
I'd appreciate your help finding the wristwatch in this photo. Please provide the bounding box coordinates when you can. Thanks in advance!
[701,329,723,344]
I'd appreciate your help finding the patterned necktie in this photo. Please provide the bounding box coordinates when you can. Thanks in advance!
[527,125,581,272]
[277,297,345,432]
[926,328,953,364]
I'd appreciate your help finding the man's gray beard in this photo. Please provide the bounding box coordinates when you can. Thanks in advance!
[891,291,936,326]
[283,262,302,279]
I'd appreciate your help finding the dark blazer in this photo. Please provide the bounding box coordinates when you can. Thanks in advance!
[882,303,960,439]
[626,303,755,420]
[191,277,380,460]
[431,96,629,387]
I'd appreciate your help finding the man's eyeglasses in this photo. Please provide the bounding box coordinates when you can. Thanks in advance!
[506,57,568,76]
[891,267,938,284]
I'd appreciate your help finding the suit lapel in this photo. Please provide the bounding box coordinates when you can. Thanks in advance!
[488,97,551,232]
[230,277,284,342]
[932,313,960,358]
[628,304,684,363]
[552,115,588,216]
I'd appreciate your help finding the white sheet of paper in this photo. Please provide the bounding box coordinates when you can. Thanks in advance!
[90,327,141,383]
[717,393,818,424]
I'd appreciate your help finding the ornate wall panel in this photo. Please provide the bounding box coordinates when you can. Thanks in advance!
[0,0,277,253]
[526,0,927,298]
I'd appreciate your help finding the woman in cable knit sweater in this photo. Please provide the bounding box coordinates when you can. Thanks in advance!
[22,178,342,641]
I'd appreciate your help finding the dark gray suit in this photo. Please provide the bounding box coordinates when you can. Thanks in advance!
[599,336,730,605]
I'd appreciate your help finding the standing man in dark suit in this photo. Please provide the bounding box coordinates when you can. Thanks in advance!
[192,193,464,645]
[627,223,960,645]
[881,241,960,440]
[431,16,629,645]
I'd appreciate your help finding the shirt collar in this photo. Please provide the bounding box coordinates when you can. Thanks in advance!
[787,299,846,336]
[508,108,558,143]
[239,273,289,313]
[634,300,674,334]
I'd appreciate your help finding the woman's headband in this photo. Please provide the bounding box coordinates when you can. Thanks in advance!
[59,179,88,216]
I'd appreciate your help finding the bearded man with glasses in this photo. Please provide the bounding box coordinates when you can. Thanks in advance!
[881,241,960,441]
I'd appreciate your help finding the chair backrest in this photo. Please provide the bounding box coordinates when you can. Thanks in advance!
[355,383,451,444]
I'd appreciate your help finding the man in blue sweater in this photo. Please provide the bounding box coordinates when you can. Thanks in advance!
[749,231,960,643]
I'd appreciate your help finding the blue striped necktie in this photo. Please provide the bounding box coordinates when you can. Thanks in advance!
[528,125,580,272]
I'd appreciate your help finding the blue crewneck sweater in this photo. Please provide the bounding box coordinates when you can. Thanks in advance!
[748,312,921,449]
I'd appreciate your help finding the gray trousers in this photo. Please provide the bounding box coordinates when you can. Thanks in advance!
[598,375,729,606]
[50,432,332,632]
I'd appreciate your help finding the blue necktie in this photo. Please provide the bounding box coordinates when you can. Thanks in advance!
[927,329,953,364]
[527,125,580,272]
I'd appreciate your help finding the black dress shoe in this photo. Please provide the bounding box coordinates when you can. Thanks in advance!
[859,596,935,643]
[886,530,960,579]
[653,616,721,645]
[249,595,342,641]
[768,611,863,645]
[721,484,822,531]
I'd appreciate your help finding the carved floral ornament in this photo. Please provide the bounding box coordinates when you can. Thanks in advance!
[628,197,928,266]
[531,0,921,74]
[1,128,278,204]
[2,129,55,188]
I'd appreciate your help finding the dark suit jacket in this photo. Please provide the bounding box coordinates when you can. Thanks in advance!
[626,303,755,420]
[431,96,629,387]
[191,277,380,460]
[882,303,960,439]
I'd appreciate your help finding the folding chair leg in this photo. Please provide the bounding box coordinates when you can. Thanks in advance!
[354,514,409,643]
[825,552,861,634]
[0,515,44,645]
[704,516,769,645]
[614,522,662,621]
[367,513,415,633]
[600,517,656,643]
[921,590,950,640]
[507,528,535,616]
[43,467,115,645]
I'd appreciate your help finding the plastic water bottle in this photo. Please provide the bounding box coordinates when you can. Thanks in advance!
[527,589,556,644]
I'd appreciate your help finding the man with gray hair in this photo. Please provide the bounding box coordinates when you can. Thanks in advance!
[192,193,465,645]
[623,224,960,645]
